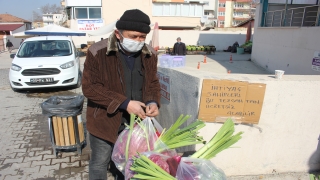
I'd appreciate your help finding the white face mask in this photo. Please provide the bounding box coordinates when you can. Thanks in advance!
[119,32,145,53]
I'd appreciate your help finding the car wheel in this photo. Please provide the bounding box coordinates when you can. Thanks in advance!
[75,71,82,88]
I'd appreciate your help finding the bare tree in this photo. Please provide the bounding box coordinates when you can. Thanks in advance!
[33,11,43,22]
[40,3,63,14]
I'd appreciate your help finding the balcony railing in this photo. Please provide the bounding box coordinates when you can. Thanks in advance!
[264,5,320,27]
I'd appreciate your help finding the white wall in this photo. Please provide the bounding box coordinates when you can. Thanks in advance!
[65,0,101,7]
[252,3,320,75]
[71,29,249,50]
[154,30,249,50]
[157,67,320,176]
[4,26,27,50]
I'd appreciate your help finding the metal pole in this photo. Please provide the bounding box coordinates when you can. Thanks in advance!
[316,1,320,26]
[271,11,275,27]
[261,0,269,27]
[280,11,283,26]
[282,0,289,26]
[301,7,306,26]
[264,12,267,27]
[290,9,294,26]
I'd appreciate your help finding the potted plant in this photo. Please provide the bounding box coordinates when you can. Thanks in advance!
[238,41,253,54]
[237,45,245,54]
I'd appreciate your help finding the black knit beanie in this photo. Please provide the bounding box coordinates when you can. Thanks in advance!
[116,9,151,34]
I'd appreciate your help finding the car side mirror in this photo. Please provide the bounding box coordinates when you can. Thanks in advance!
[10,54,16,59]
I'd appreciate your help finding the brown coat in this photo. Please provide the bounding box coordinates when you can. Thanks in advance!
[82,32,161,143]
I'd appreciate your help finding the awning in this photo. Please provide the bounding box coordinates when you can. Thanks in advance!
[0,24,24,31]
[25,24,86,36]
[12,32,35,38]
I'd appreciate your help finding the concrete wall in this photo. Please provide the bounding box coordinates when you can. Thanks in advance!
[157,67,320,176]
[71,29,249,51]
[4,26,26,50]
[154,30,249,50]
[252,3,320,75]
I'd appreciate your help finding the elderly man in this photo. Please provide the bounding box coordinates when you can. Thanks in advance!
[172,37,186,55]
[82,9,161,180]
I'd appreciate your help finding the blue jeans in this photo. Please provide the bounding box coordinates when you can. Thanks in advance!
[89,133,124,180]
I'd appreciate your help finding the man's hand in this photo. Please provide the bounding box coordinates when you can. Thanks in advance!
[146,103,159,117]
[126,100,146,119]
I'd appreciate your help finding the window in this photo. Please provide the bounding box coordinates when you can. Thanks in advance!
[152,3,204,17]
[219,20,224,25]
[219,3,225,7]
[233,12,243,17]
[204,10,214,16]
[218,11,225,16]
[234,3,244,8]
[17,40,72,58]
[74,7,101,19]
[75,8,87,19]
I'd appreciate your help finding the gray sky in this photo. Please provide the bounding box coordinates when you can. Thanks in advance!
[0,0,61,21]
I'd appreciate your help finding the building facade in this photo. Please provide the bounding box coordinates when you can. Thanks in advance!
[252,0,320,75]
[217,0,254,27]
[0,14,31,51]
[42,14,64,26]
[63,0,220,32]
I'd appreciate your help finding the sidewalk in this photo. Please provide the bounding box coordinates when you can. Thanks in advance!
[0,51,310,180]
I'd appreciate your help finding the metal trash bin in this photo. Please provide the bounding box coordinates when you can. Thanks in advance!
[41,95,86,157]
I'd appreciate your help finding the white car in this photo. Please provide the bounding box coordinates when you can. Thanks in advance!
[9,36,82,91]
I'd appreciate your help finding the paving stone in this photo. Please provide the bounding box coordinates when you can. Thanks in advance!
[18,166,40,174]
[61,161,80,169]
[51,157,70,165]
[31,159,51,167]
[11,148,28,153]
[16,151,35,158]
[62,152,78,158]
[43,154,57,160]
[13,130,28,134]
[17,133,34,137]
[39,164,60,173]
[3,174,27,180]
[21,126,35,130]
[37,141,52,147]
[3,157,24,164]
[11,136,24,141]
[13,140,31,145]
[80,154,90,161]
[4,153,17,159]
[35,150,52,156]
[4,144,20,150]
[23,135,40,141]
[23,155,43,163]
[56,167,71,176]
[64,174,81,180]
[40,134,49,139]
[80,158,89,167]
[0,169,19,178]
[29,147,44,152]
[28,130,42,134]
[20,144,38,149]
[11,161,31,169]
[82,173,89,179]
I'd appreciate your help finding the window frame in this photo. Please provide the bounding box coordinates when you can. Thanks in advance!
[74,7,102,19]
[218,11,225,16]
[152,3,204,17]
[219,3,226,7]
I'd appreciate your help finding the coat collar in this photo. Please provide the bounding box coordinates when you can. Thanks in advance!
[106,31,153,56]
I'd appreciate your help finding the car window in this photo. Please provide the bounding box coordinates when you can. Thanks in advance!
[17,40,73,58]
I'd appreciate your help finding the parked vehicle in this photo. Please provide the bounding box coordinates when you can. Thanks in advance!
[9,36,82,91]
